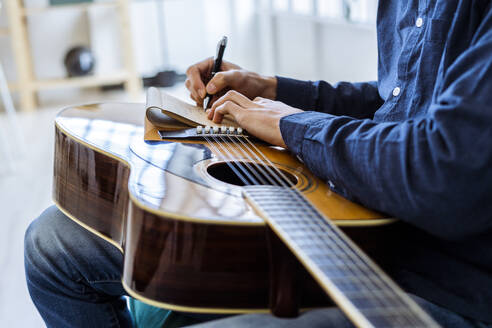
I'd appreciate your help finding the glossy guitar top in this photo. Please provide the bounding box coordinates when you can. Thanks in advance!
[56,102,385,223]
[53,102,394,316]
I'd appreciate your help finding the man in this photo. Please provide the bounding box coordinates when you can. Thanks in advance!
[25,1,492,327]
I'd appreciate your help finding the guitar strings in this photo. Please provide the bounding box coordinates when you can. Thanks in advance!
[205,134,284,187]
[236,140,424,325]
[232,136,294,187]
[217,135,271,185]
[205,135,373,270]
[203,136,256,186]
[224,135,419,322]
[203,134,420,323]
[204,130,419,322]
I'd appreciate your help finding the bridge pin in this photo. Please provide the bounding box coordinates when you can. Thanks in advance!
[213,126,219,134]
[204,126,211,134]
[196,126,203,134]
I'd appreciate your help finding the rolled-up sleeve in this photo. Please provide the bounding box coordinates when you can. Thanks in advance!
[276,77,383,119]
[279,25,492,241]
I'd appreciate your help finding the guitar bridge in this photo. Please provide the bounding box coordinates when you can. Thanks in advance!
[158,126,248,140]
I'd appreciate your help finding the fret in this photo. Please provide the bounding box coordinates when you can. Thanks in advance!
[303,240,412,308]
[364,312,418,327]
[286,229,338,241]
[317,259,375,276]
[243,185,439,328]
[289,238,378,277]
[349,295,392,310]
[280,227,329,238]
[279,218,327,226]
[278,218,323,225]
[362,298,404,313]
[314,260,362,275]
[319,269,379,285]
[360,308,419,321]
[278,220,332,233]
[261,207,317,214]
[309,251,356,263]
[253,198,317,207]
[332,278,382,294]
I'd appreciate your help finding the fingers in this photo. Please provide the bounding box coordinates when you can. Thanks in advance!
[220,60,241,71]
[212,100,242,124]
[206,70,239,95]
[185,57,213,103]
[212,90,252,110]
[253,96,267,103]
[185,66,206,102]
[208,90,253,120]
[185,78,201,105]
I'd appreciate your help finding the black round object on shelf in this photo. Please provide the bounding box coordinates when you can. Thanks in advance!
[64,46,95,77]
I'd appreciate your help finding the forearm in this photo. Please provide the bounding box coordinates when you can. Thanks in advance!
[279,109,492,241]
[276,77,383,118]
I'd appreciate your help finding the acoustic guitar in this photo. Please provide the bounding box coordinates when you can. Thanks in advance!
[53,102,439,327]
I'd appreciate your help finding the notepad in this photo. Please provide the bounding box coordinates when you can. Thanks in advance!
[146,87,239,128]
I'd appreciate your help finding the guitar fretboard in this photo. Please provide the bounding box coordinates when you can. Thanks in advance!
[243,185,439,328]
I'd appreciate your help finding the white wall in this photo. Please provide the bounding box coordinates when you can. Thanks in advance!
[273,15,378,83]
[0,0,378,96]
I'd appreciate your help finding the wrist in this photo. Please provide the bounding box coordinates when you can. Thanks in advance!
[260,76,277,100]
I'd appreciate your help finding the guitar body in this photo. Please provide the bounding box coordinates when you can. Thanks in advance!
[53,103,394,315]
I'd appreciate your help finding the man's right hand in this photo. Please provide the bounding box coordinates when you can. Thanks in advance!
[185,57,277,107]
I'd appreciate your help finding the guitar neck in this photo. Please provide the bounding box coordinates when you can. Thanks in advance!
[243,185,439,328]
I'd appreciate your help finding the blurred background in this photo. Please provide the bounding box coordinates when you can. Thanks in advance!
[0,0,378,326]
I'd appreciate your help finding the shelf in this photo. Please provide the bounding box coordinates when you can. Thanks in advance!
[6,73,129,92]
[5,0,141,111]
[32,72,130,90]
[22,1,119,16]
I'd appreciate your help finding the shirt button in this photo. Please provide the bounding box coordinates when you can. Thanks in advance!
[416,17,423,27]
[392,87,401,97]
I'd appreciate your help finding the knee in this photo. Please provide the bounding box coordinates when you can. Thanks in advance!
[24,205,71,277]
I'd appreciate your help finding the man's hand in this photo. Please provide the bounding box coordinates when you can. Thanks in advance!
[208,90,303,147]
[185,58,277,107]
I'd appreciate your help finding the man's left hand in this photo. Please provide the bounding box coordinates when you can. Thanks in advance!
[208,90,303,148]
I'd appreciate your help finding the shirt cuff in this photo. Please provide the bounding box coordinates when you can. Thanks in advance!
[279,111,332,157]
[276,76,317,110]
[279,111,352,198]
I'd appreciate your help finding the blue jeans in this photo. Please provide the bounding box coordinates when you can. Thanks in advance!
[25,206,492,328]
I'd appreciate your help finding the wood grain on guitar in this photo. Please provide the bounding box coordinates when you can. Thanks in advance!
[52,102,439,327]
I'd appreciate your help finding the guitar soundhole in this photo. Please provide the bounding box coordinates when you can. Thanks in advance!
[207,161,298,186]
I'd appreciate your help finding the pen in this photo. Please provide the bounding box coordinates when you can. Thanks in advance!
[203,36,228,110]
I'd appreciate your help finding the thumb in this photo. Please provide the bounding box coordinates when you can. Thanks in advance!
[206,70,238,95]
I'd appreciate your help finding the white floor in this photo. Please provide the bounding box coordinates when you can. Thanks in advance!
[0,89,145,327]
[0,104,59,328]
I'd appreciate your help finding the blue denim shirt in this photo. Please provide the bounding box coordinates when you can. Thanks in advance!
[277,0,492,323]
